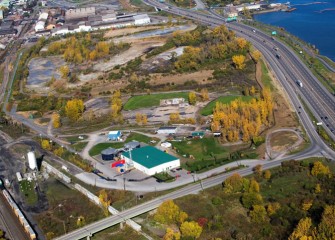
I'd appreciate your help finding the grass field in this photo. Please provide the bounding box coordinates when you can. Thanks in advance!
[172,137,227,161]
[19,180,38,206]
[72,141,88,152]
[124,92,189,110]
[35,178,105,238]
[260,59,275,90]
[89,132,159,156]
[201,95,253,116]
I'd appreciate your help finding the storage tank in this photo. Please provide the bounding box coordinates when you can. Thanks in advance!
[27,151,37,170]
[101,148,117,161]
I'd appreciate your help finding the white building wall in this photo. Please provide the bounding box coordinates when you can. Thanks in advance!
[123,156,180,175]
[157,129,176,134]
[134,14,150,25]
[35,21,46,32]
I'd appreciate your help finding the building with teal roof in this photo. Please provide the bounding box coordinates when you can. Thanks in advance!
[121,146,180,175]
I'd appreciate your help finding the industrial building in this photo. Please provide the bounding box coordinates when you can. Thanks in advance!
[108,131,122,141]
[101,147,118,160]
[235,3,261,12]
[35,12,48,32]
[157,126,177,135]
[51,13,151,36]
[0,20,17,36]
[192,131,204,138]
[121,146,180,175]
[65,7,96,20]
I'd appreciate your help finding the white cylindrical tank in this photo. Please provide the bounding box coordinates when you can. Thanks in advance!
[27,151,37,170]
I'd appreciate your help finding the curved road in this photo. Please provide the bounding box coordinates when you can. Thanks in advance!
[54,2,335,239]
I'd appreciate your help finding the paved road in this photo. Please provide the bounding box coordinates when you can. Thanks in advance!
[53,2,335,238]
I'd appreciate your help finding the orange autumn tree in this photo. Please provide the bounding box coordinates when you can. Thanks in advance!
[211,88,273,142]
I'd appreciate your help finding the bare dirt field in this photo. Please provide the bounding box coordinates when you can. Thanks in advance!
[93,40,165,73]
[270,131,299,152]
[104,26,161,38]
[149,70,214,86]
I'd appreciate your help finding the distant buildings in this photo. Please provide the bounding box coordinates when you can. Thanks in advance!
[65,7,96,20]
[35,12,48,32]
[235,3,261,12]
[49,13,150,36]
[157,126,177,135]
[0,20,17,36]
[108,131,122,141]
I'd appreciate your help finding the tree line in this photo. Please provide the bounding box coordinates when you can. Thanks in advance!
[211,88,273,142]
[47,34,130,64]
[171,25,251,72]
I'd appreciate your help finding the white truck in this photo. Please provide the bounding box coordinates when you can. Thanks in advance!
[296,80,303,87]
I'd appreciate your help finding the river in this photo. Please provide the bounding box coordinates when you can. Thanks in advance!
[254,0,335,61]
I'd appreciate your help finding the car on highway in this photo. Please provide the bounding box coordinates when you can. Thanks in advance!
[252,29,256,33]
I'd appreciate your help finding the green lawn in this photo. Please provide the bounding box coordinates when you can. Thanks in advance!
[89,132,159,156]
[172,137,227,160]
[19,180,38,206]
[73,141,88,152]
[35,178,105,238]
[124,92,189,110]
[201,95,254,116]
[260,59,275,90]
[65,135,88,143]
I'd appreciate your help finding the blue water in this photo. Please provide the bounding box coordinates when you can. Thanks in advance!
[254,0,335,61]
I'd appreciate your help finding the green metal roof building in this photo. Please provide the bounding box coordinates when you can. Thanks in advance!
[121,146,180,175]
[192,131,204,138]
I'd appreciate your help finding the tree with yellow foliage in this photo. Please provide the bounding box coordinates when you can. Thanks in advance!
[98,189,111,217]
[180,221,203,239]
[52,113,61,128]
[223,173,244,193]
[232,55,246,69]
[263,170,271,180]
[200,88,209,101]
[142,114,148,125]
[76,216,86,227]
[65,99,84,122]
[53,147,64,157]
[188,92,197,105]
[59,65,70,79]
[170,112,180,123]
[249,205,267,223]
[251,50,262,63]
[311,161,331,177]
[301,199,313,211]
[136,113,148,125]
[110,90,123,123]
[249,179,260,193]
[235,37,248,50]
[41,139,51,150]
[266,202,281,216]
[154,200,187,225]
[314,183,321,193]
[289,217,313,240]
[163,228,181,240]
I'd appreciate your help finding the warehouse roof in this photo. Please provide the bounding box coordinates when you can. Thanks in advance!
[122,146,178,169]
